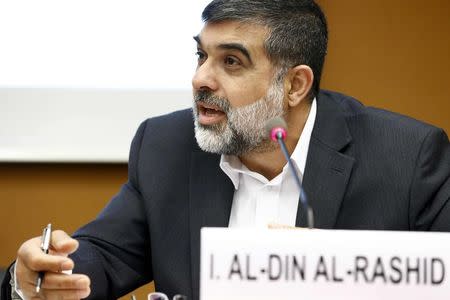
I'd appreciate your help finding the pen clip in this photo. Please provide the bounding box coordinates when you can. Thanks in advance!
[40,224,52,252]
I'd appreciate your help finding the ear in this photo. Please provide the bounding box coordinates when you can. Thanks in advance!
[286,65,314,107]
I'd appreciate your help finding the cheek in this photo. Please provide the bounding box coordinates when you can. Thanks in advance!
[225,82,269,108]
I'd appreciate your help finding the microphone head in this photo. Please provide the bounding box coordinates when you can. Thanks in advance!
[265,117,288,141]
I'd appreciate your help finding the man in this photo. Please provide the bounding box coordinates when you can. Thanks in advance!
[2,0,449,299]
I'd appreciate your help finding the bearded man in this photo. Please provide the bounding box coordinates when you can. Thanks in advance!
[3,0,449,299]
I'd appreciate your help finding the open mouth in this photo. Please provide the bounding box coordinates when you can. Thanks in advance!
[197,101,226,125]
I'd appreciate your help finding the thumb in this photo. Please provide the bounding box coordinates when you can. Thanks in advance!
[50,230,79,255]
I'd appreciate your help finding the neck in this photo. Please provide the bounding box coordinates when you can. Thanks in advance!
[239,101,312,180]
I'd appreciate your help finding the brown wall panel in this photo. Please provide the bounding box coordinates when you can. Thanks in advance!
[317,0,450,132]
[0,164,128,266]
[0,164,154,299]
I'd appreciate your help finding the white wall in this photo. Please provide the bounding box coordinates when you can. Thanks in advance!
[0,88,191,162]
[0,0,210,162]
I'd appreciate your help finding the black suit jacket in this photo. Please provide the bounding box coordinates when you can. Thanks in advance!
[2,91,449,300]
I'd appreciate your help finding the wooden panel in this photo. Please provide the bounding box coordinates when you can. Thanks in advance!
[317,0,450,133]
[0,163,154,299]
[0,163,128,265]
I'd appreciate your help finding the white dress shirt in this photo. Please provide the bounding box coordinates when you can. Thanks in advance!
[221,99,317,228]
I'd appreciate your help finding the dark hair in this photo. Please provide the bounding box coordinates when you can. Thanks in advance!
[202,0,328,99]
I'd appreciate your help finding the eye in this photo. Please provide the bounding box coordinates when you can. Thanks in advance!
[195,50,206,64]
[224,56,241,67]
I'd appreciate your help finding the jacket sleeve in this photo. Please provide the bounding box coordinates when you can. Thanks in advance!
[410,127,450,231]
[1,262,14,300]
[71,120,153,299]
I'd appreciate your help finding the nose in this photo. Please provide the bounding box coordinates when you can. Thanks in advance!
[192,62,219,92]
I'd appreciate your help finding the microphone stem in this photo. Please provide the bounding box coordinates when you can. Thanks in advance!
[276,135,314,229]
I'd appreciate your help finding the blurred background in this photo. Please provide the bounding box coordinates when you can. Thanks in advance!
[0,0,449,299]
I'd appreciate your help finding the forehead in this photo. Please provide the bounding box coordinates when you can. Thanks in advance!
[197,21,269,55]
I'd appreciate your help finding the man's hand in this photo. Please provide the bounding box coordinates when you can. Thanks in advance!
[16,230,91,299]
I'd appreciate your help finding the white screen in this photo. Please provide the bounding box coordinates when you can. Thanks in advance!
[0,0,210,89]
[0,0,212,162]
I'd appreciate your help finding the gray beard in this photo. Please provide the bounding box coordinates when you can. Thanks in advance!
[192,79,285,156]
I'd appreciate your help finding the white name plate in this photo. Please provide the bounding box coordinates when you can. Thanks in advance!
[200,228,450,300]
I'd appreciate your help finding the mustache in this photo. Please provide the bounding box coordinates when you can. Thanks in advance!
[194,90,230,113]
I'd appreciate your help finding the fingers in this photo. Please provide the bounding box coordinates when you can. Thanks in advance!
[20,273,91,300]
[42,272,90,290]
[18,238,74,274]
[51,230,79,255]
[41,286,91,300]
[41,287,91,300]
[16,230,90,299]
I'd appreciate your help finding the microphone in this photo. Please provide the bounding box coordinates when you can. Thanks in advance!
[265,117,314,229]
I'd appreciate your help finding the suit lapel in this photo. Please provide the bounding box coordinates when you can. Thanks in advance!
[296,92,355,228]
[189,150,234,300]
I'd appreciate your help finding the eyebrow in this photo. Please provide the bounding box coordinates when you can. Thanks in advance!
[193,35,253,64]
[193,35,201,45]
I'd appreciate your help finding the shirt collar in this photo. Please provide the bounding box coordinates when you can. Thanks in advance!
[220,98,317,190]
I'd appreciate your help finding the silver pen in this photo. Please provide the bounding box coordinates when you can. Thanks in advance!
[36,223,52,293]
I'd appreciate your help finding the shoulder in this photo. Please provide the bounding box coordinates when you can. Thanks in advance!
[141,108,194,135]
[134,108,197,151]
[127,109,198,179]
[319,89,446,142]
